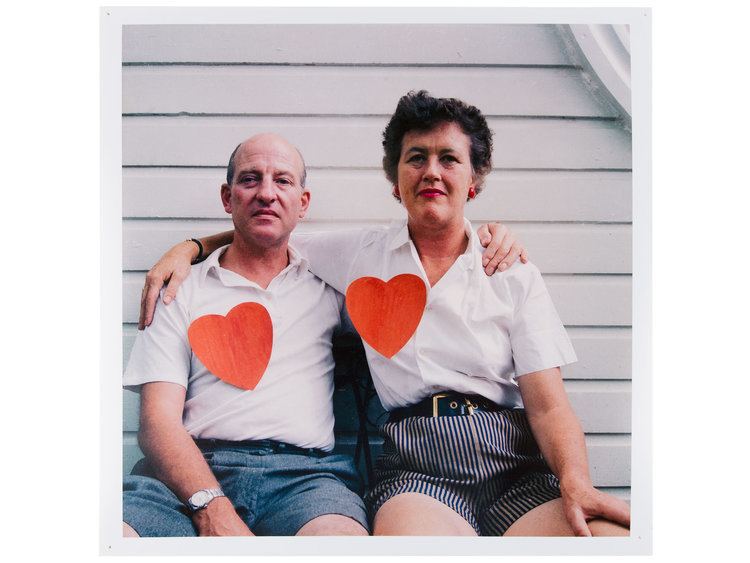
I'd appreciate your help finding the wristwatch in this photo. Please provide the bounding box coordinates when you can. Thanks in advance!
[186,488,226,512]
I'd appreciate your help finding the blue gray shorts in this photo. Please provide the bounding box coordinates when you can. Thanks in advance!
[123,440,369,536]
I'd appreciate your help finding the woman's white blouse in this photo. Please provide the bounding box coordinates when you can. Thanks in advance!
[293,219,577,411]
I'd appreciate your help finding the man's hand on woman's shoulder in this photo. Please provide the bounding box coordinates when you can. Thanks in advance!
[477,222,528,275]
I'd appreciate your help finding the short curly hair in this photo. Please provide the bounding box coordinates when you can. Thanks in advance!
[382,91,493,196]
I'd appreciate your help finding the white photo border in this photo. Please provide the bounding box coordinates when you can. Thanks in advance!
[101,6,651,556]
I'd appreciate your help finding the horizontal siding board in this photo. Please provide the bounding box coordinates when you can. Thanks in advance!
[123,66,615,118]
[122,432,631,487]
[564,381,631,433]
[564,327,631,380]
[585,435,631,487]
[512,224,631,274]
[548,275,631,326]
[123,24,573,66]
[122,116,633,170]
[122,220,632,274]
[123,168,632,222]
[121,271,631,326]
[123,325,631,380]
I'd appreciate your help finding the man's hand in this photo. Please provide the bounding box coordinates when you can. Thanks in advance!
[192,497,255,536]
[139,240,198,329]
[477,223,528,275]
[560,480,631,537]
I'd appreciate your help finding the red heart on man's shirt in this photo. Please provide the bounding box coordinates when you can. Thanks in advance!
[187,302,273,390]
[346,274,427,358]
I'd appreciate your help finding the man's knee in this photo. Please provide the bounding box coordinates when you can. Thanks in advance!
[296,514,368,536]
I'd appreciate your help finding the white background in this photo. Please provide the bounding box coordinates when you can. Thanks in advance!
[2,1,747,562]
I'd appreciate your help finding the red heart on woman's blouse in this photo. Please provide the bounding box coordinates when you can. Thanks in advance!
[188,302,273,390]
[346,274,427,358]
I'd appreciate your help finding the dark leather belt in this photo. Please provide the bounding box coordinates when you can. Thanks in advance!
[388,392,503,423]
[194,438,327,457]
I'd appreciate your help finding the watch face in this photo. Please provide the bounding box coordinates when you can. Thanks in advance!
[190,490,210,508]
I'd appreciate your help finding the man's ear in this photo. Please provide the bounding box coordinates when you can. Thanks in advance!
[221,183,232,213]
[298,189,311,219]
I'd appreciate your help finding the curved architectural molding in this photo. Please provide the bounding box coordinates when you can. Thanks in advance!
[567,24,632,126]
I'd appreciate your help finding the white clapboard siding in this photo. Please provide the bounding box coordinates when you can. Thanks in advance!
[585,435,631,487]
[122,324,631,380]
[564,327,631,380]
[548,275,631,327]
[122,220,631,274]
[123,169,632,222]
[565,381,631,433]
[121,271,630,326]
[123,116,632,170]
[123,66,617,118]
[123,24,573,66]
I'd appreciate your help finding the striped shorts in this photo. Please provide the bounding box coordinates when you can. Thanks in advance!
[366,408,561,535]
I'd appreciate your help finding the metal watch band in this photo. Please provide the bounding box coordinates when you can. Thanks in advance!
[187,487,226,512]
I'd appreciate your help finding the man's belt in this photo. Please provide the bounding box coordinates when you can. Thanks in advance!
[194,438,327,457]
[388,392,503,423]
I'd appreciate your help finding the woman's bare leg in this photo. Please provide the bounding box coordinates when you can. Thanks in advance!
[503,498,629,536]
[373,492,477,536]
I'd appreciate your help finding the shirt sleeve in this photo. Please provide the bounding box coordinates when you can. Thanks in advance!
[290,229,370,293]
[123,288,192,391]
[506,262,577,377]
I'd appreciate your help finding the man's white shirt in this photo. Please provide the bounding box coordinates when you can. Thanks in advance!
[124,245,341,451]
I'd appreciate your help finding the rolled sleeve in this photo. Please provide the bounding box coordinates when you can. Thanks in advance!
[123,290,191,391]
[507,263,577,377]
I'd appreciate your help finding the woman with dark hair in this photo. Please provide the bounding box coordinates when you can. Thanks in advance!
[139,91,630,536]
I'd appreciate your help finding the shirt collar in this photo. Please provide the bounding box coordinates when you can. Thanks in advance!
[462,218,478,271]
[198,244,229,286]
[199,243,310,286]
[287,243,311,279]
[386,218,477,271]
[386,220,412,251]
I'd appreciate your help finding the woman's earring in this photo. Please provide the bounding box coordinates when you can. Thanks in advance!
[468,187,476,199]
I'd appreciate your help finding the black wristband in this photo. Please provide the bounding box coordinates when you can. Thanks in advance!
[188,238,204,264]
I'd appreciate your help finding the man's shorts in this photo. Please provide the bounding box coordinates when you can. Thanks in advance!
[123,440,369,536]
[366,408,561,535]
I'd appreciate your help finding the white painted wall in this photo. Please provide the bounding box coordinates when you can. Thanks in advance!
[121,23,632,497]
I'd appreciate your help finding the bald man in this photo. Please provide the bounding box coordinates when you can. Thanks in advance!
[122,134,369,537]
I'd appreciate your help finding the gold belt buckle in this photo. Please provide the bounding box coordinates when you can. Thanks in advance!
[432,393,450,417]
[464,397,477,415]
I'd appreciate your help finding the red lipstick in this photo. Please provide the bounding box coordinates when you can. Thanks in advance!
[418,188,445,198]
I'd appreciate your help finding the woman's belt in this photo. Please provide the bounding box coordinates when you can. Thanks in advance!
[388,392,504,423]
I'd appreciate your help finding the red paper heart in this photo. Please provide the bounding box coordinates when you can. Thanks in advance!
[345,274,427,358]
[187,302,273,390]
